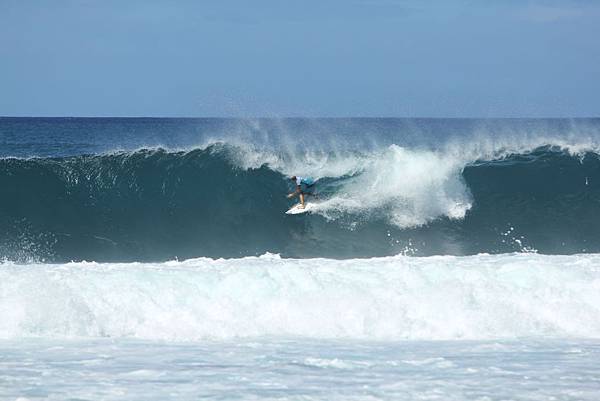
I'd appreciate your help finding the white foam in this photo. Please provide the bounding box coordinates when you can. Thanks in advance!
[1,253,600,341]
[2,337,600,401]
[213,141,473,227]
[207,122,600,228]
[312,145,471,227]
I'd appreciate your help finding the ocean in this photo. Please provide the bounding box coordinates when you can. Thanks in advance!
[1,117,600,400]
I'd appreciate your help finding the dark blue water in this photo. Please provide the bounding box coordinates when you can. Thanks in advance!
[1,117,600,262]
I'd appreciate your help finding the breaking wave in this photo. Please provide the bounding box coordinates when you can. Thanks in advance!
[1,253,600,340]
[1,138,600,261]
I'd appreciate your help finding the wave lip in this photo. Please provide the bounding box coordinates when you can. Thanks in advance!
[2,253,600,341]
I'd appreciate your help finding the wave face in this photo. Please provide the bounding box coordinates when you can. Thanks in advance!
[2,144,600,261]
[2,253,600,340]
[2,117,600,262]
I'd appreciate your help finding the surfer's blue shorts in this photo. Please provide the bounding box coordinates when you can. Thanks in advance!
[300,183,315,193]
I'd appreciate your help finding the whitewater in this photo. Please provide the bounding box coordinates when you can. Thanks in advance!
[3,253,600,340]
[2,253,600,400]
[2,118,600,400]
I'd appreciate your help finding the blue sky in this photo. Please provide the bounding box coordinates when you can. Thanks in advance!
[1,0,598,117]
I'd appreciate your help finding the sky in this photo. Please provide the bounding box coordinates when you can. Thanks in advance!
[0,0,599,117]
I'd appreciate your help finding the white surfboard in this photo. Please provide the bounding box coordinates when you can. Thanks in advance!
[285,203,316,215]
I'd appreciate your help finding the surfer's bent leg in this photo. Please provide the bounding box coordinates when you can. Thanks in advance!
[299,193,305,207]
[303,184,315,199]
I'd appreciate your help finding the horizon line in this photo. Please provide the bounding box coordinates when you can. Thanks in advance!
[1,115,599,120]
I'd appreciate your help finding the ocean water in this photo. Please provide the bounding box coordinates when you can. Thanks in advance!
[2,338,599,401]
[2,117,600,400]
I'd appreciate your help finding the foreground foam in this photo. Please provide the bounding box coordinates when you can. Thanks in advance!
[1,253,600,340]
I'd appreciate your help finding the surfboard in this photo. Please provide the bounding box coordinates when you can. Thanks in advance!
[286,203,315,215]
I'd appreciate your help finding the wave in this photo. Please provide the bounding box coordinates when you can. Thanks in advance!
[1,143,600,261]
[2,253,600,340]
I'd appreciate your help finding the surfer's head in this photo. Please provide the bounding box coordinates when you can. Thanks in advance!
[290,176,296,181]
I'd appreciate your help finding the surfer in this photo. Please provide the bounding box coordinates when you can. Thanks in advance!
[287,176,315,209]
